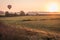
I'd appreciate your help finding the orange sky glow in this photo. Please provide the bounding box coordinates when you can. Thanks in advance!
[0,0,60,12]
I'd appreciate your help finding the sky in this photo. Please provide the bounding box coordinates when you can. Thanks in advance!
[0,0,60,12]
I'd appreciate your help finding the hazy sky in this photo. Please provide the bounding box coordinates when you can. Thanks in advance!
[0,0,60,12]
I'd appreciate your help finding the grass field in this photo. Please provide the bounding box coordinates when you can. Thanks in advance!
[0,16,60,40]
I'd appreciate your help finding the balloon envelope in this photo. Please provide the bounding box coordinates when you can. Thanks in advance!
[7,5,12,9]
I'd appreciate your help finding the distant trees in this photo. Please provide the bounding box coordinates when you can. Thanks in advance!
[5,11,9,17]
[20,11,25,16]
[14,12,18,16]
[5,11,26,17]
[5,11,17,17]
[26,13,29,16]
[0,10,43,17]
[4,11,42,17]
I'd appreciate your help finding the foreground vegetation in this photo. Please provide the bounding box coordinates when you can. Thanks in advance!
[0,16,60,40]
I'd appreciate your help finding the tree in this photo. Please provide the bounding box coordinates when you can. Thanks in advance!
[5,11,9,16]
[20,11,25,16]
[26,13,29,16]
[14,12,18,16]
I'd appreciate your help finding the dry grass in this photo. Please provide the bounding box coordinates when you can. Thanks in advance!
[0,16,60,40]
[0,22,60,40]
[0,16,60,20]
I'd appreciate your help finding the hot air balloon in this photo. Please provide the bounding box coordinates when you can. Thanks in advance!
[7,5,12,10]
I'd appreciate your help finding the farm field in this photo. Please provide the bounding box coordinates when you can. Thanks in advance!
[0,16,60,40]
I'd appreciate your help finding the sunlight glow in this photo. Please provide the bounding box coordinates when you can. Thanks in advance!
[48,3,58,12]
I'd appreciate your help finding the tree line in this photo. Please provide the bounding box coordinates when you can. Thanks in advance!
[1,11,54,17]
[5,11,26,17]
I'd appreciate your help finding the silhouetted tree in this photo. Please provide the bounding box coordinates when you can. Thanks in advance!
[26,13,29,16]
[14,12,18,16]
[20,11,25,16]
[5,11,9,17]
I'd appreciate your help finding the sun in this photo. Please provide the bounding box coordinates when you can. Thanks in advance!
[47,3,58,12]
